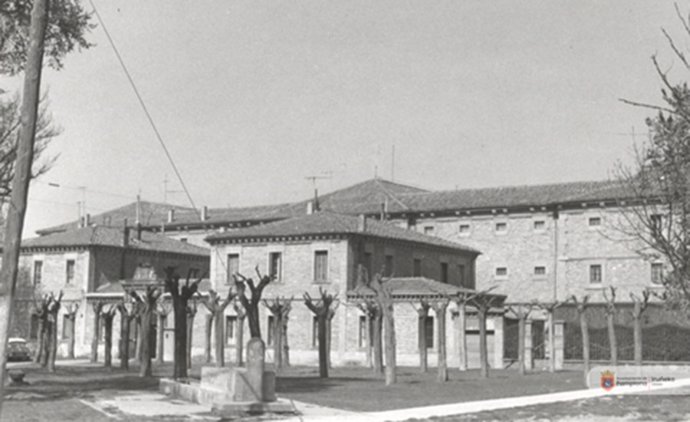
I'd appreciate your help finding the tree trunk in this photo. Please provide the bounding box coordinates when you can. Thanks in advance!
[418,312,428,373]
[274,314,283,370]
[282,322,290,367]
[104,315,113,369]
[325,315,332,369]
[518,315,526,375]
[120,313,130,370]
[186,312,194,369]
[235,315,245,366]
[139,310,153,377]
[156,313,166,364]
[47,317,58,372]
[135,318,142,362]
[34,317,45,364]
[436,305,448,382]
[383,305,396,385]
[478,308,489,378]
[547,309,556,373]
[247,307,261,339]
[457,303,467,371]
[91,313,101,363]
[579,309,590,385]
[373,311,383,374]
[41,320,50,367]
[633,301,642,367]
[173,303,188,379]
[67,315,76,359]
[364,312,372,368]
[317,316,328,378]
[0,0,50,411]
[204,313,213,364]
[607,311,617,366]
[215,311,225,367]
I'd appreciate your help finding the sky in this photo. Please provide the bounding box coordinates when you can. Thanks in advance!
[2,0,688,236]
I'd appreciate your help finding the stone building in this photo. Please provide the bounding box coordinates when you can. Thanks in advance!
[13,224,209,357]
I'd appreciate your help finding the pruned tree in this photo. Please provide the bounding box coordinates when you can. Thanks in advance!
[130,286,162,377]
[233,267,274,339]
[156,301,172,365]
[568,294,590,384]
[45,291,62,372]
[200,289,235,367]
[357,299,382,372]
[536,301,563,373]
[32,293,50,364]
[630,290,651,367]
[467,289,503,379]
[264,296,292,371]
[186,299,197,369]
[304,288,337,378]
[326,301,339,369]
[416,300,430,373]
[506,302,537,375]
[164,267,203,379]
[431,299,450,382]
[90,300,104,363]
[233,301,246,366]
[101,304,117,369]
[117,299,139,370]
[63,302,78,359]
[453,293,474,372]
[602,287,618,366]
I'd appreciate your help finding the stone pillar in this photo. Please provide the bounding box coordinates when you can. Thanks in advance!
[524,319,534,371]
[246,338,265,401]
[492,314,504,369]
[554,320,565,371]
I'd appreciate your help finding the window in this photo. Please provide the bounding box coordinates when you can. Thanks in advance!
[651,214,663,233]
[495,267,508,278]
[358,316,368,348]
[312,316,319,348]
[180,237,188,243]
[384,255,394,276]
[495,222,507,233]
[651,263,663,285]
[226,254,239,284]
[267,315,275,346]
[457,264,466,287]
[62,315,73,340]
[588,217,602,227]
[314,250,328,282]
[65,260,75,284]
[33,261,42,286]
[269,252,282,281]
[459,224,471,235]
[440,262,449,284]
[589,264,602,284]
[534,266,547,277]
[533,220,546,231]
[419,316,434,349]
[413,258,422,277]
[423,226,434,235]
[226,316,237,344]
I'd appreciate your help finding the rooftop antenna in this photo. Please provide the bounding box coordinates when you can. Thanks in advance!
[305,172,332,212]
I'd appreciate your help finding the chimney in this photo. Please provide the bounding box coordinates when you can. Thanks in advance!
[167,208,175,223]
[136,222,142,241]
[358,214,367,232]
[135,194,141,224]
[123,218,130,248]
[85,213,91,227]
[201,205,208,221]
[306,201,314,215]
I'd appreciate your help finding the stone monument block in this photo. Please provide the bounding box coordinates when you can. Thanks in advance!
[246,338,266,401]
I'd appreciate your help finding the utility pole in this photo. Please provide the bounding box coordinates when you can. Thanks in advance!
[0,0,49,414]
[305,173,332,211]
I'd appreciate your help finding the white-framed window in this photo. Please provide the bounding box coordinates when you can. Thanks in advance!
[651,262,664,285]
[495,222,508,234]
[268,252,282,281]
[533,220,546,231]
[314,250,329,283]
[589,264,603,284]
[33,260,43,286]
[588,216,602,228]
[459,224,471,236]
[495,266,508,279]
[65,260,75,284]
[226,253,240,284]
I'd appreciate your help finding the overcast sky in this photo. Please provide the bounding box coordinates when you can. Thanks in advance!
[3,0,688,236]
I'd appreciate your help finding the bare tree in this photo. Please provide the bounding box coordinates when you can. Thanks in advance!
[156,301,172,365]
[431,299,450,382]
[63,302,78,359]
[264,296,292,371]
[130,286,162,377]
[602,287,618,366]
[304,288,337,378]
[416,300,430,373]
[32,293,50,364]
[630,290,651,367]
[45,291,62,373]
[357,299,382,373]
[506,303,537,376]
[233,301,246,366]
[536,301,563,373]
[233,267,274,339]
[569,295,590,384]
[467,290,503,379]
[326,302,339,369]
[101,304,117,369]
[117,299,139,370]
[200,289,235,367]
[164,268,203,379]
[186,299,197,369]
[90,301,104,363]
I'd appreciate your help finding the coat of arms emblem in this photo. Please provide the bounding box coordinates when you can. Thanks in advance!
[600,370,615,391]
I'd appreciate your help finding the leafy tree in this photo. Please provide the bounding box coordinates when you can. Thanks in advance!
[0,0,93,75]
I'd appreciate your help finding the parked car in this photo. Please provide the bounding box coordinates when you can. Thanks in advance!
[7,338,32,362]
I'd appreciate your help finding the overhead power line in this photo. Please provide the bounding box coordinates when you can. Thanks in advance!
[89,0,199,216]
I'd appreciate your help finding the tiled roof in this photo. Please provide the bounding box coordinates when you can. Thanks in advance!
[23,226,209,256]
[348,277,475,298]
[206,211,479,253]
